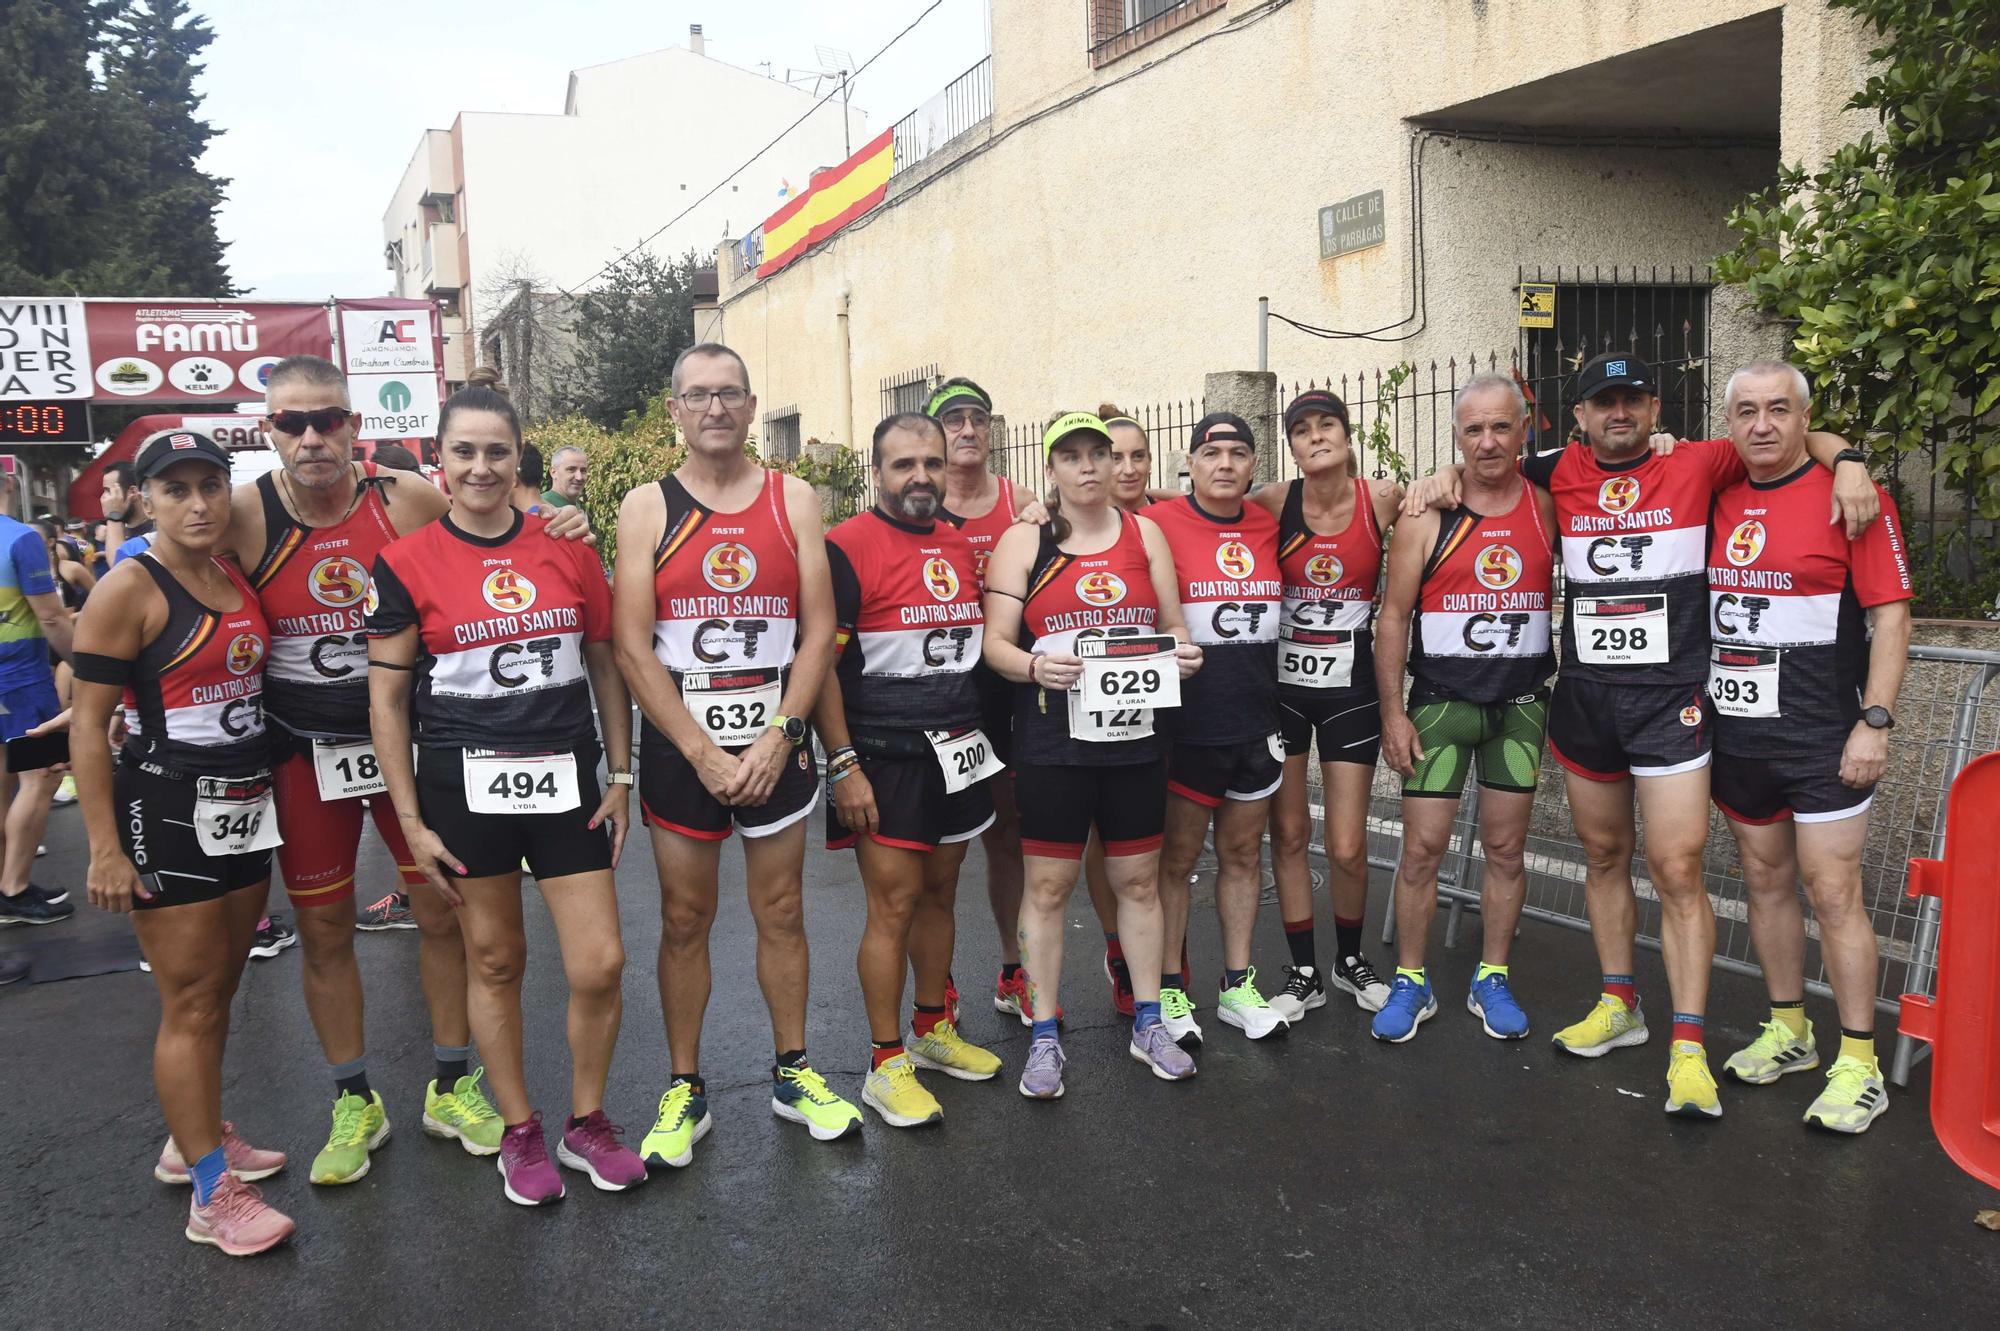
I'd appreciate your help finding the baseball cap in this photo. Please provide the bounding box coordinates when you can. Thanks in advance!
[1282,390,1350,437]
[927,379,992,417]
[1576,353,1655,401]
[134,428,231,482]
[1190,411,1255,450]
[1041,411,1112,456]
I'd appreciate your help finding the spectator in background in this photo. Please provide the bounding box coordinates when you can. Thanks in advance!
[372,443,421,472]
[101,460,153,566]
[0,468,77,928]
[511,442,545,512]
[541,446,587,509]
[37,520,95,613]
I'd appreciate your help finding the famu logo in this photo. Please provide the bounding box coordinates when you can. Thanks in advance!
[1215,540,1255,578]
[378,380,413,413]
[922,556,960,602]
[702,542,757,592]
[482,568,536,612]
[1726,520,1766,567]
[307,556,369,608]
[1474,544,1522,590]
[1598,476,1641,514]
[225,633,264,675]
[1077,571,1127,607]
[1303,552,1343,587]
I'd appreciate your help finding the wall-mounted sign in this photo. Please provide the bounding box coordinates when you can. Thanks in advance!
[1519,282,1557,329]
[1319,190,1385,261]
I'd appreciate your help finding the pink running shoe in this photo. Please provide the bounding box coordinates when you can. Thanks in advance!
[555,1110,647,1191]
[156,1122,287,1184]
[184,1173,296,1256]
[497,1114,565,1206]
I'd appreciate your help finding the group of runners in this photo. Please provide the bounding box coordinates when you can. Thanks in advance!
[65,342,1912,1258]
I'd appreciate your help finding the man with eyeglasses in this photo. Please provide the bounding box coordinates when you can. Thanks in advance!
[614,342,861,1168]
[216,355,591,1186]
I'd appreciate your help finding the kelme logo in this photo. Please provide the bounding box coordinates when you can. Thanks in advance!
[378,380,413,413]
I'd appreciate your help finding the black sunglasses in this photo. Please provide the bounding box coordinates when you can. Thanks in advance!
[268,407,355,436]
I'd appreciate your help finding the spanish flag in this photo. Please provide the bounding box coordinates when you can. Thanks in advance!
[758,129,895,278]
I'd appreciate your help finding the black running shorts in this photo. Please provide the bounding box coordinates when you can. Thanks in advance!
[1167,734,1285,808]
[1548,677,1712,782]
[417,743,613,880]
[117,759,273,910]
[1014,758,1167,860]
[639,723,819,842]
[975,664,1015,767]
[1712,750,1875,825]
[826,746,996,852]
[1278,689,1382,767]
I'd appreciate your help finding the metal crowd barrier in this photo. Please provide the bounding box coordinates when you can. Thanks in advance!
[1297,643,2000,1088]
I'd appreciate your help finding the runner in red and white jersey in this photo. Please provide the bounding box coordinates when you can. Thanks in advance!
[614,343,858,1162]
[1704,361,1912,1133]
[1251,389,1402,1022]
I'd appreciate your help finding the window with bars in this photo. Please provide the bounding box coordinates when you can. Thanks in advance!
[1088,0,1224,66]
[1517,269,1714,443]
[764,409,801,463]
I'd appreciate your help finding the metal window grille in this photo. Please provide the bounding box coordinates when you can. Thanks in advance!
[992,398,1205,492]
[1088,0,1223,61]
[764,408,801,463]
[1517,264,1715,443]
[880,364,939,420]
[892,58,993,179]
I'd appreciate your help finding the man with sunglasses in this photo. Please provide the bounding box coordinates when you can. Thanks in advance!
[221,355,591,1186]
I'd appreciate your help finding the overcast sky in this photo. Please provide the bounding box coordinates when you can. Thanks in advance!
[194,0,989,299]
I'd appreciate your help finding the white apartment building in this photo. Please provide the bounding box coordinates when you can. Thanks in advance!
[382,25,868,385]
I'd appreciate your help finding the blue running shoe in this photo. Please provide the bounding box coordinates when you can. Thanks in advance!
[1370,974,1437,1043]
[1467,971,1529,1039]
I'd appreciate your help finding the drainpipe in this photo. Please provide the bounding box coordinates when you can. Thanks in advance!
[836,286,854,456]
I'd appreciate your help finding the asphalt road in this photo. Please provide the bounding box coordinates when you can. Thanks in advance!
[3,796,1996,1329]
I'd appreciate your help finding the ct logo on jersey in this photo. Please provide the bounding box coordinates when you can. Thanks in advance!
[1077,572,1127,607]
[1598,477,1641,514]
[1726,520,1766,567]
[1215,540,1255,579]
[703,542,757,592]
[1303,552,1343,587]
[307,556,369,609]
[482,567,537,612]
[1474,544,1522,591]
[922,557,960,602]
[225,632,264,676]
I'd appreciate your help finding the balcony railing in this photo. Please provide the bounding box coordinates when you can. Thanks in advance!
[891,56,992,179]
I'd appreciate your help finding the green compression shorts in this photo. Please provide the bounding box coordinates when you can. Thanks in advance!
[1403,693,1549,798]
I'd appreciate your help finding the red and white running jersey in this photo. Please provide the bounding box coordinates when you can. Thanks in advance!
[650,470,799,677]
[1148,494,1281,743]
[1277,477,1382,700]
[249,463,400,739]
[367,511,612,751]
[827,509,984,732]
[944,475,1018,590]
[123,555,270,776]
[1707,460,1910,756]
[1409,482,1555,702]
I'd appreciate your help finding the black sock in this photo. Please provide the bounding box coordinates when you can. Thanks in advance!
[435,1057,468,1087]
[1223,967,1249,990]
[1000,962,1021,980]
[773,1049,807,1079]
[335,1071,371,1101]
[672,1071,703,1096]
[568,1114,590,1131]
[1334,917,1363,960]
[914,1003,945,1015]
[1283,921,1316,970]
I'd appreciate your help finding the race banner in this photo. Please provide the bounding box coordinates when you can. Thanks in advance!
[0,298,93,399]
[335,297,447,440]
[80,300,333,403]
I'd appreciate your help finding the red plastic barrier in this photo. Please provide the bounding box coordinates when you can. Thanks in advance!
[1899,749,2000,1189]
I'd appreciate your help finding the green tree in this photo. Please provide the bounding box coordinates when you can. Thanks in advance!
[555,248,703,429]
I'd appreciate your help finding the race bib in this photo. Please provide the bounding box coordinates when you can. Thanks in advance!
[683,667,783,748]
[1574,595,1669,665]
[193,776,283,857]
[1709,646,1779,718]
[1278,624,1355,689]
[313,739,387,800]
[1077,634,1181,713]
[463,750,581,815]
[926,727,1006,793]
[1066,690,1155,743]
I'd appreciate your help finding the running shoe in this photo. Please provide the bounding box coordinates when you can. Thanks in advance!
[423,1068,505,1155]
[25,882,67,906]
[1803,1056,1888,1135]
[1664,1041,1723,1119]
[0,890,71,926]
[310,1091,390,1184]
[1370,974,1437,1043]
[862,1055,944,1128]
[1331,953,1392,1012]
[0,954,26,985]
[556,1110,647,1189]
[156,1122,286,1184]
[497,1114,565,1205]
[1552,994,1650,1058]
[1269,964,1327,1023]
[248,916,296,959]
[639,1078,711,1169]
[1467,971,1530,1039]
[1723,1018,1820,1085]
[356,892,417,931]
[992,969,1062,1027]
[184,1173,295,1256]
[1104,948,1136,1018]
[52,775,76,805]
[1128,1023,1196,1081]
[905,1019,1002,1081]
[944,972,961,1025]
[1018,1036,1066,1099]
[771,1063,862,1141]
[1216,968,1289,1039]
[1160,987,1203,1050]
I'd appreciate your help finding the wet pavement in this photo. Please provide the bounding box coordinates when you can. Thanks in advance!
[3,798,1996,1329]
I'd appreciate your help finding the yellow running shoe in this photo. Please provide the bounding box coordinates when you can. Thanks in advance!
[905,1019,1002,1082]
[423,1068,505,1155]
[861,1055,944,1128]
[1723,1018,1819,1085]
[771,1062,862,1141]
[311,1091,391,1184]
[1803,1056,1888,1135]
[1664,1041,1722,1119]
[1551,994,1650,1058]
[639,1078,711,1169]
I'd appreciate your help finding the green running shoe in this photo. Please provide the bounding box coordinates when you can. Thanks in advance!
[1216,967,1289,1040]
[771,1062,862,1141]
[639,1078,711,1169]
[311,1090,391,1184]
[423,1068,505,1155]
[1723,1018,1819,1085]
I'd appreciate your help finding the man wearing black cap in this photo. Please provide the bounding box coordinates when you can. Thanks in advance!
[1405,352,1876,1118]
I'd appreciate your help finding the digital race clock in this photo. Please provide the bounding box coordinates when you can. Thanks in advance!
[0,400,90,444]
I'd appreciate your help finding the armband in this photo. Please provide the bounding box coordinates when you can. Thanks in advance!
[366,659,414,672]
[72,652,134,686]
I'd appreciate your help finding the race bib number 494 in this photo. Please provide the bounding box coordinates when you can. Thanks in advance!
[463,750,581,815]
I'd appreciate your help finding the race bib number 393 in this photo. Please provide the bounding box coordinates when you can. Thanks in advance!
[1709,646,1780,718]
[1077,634,1180,713]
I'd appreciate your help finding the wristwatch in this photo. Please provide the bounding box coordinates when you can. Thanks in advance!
[606,769,635,786]
[1834,447,1870,467]
[1861,706,1895,730]
[772,714,807,746]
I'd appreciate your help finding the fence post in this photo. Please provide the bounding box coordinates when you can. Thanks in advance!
[1202,369,1279,483]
